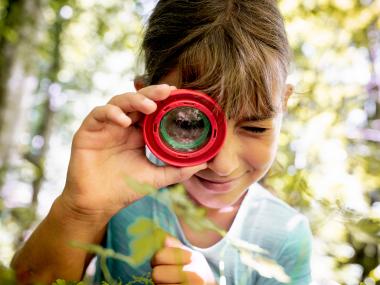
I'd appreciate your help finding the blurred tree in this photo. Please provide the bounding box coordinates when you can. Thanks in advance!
[25,0,74,206]
[0,0,144,265]
[262,0,380,283]
[0,0,44,190]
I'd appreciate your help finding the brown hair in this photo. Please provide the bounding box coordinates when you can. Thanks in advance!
[141,0,291,120]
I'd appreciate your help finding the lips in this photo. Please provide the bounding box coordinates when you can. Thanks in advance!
[195,175,239,193]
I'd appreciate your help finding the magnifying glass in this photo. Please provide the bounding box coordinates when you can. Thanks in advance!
[143,89,227,167]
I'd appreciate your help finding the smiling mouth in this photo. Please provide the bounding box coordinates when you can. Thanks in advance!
[194,175,241,193]
[195,176,235,184]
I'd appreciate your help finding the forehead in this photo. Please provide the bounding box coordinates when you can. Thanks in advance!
[159,69,283,121]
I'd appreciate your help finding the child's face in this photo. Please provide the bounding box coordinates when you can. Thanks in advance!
[159,70,288,210]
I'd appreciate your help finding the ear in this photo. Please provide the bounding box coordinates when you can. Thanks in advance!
[134,75,145,91]
[282,84,293,112]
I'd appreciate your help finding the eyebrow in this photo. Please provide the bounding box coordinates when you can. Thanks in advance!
[239,113,276,122]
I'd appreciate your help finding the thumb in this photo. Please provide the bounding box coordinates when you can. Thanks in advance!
[152,163,207,189]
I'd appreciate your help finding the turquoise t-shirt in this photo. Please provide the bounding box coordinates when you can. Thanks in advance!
[93,183,312,285]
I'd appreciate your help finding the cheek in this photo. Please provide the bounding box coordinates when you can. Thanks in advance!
[241,136,279,170]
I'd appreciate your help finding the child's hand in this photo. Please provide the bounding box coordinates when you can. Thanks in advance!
[60,84,207,222]
[151,236,217,285]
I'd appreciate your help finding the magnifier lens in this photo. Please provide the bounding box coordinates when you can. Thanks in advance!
[159,106,211,152]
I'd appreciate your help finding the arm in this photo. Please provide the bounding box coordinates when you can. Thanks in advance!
[10,196,108,284]
[11,84,207,284]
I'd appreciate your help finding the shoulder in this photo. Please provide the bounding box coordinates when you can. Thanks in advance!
[241,183,311,238]
[237,183,312,260]
[242,183,312,283]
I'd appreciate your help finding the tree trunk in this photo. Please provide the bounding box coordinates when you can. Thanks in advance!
[28,8,65,206]
[0,0,43,191]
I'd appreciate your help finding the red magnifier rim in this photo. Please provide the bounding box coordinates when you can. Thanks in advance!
[153,101,217,158]
[143,89,227,167]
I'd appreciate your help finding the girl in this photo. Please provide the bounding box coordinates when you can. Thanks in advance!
[11,0,312,284]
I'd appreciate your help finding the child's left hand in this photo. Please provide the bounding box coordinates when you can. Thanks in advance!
[151,236,217,285]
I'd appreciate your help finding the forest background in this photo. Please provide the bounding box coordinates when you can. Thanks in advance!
[0,0,380,284]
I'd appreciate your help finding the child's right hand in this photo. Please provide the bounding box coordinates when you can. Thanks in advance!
[60,84,207,223]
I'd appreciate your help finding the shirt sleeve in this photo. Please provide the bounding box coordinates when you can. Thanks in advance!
[256,215,313,285]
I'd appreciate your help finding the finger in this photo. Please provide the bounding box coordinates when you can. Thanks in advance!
[152,265,187,284]
[152,163,208,189]
[108,92,158,115]
[138,84,175,100]
[84,104,132,131]
[152,247,191,266]
[108,84,175,114]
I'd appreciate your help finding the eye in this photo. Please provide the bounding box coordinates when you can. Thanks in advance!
[241,126,268,133]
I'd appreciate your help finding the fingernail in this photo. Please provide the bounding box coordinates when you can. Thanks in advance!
[143,97,156,108]
[120,114,131,126]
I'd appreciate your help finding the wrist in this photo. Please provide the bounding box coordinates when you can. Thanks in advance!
[50,195,112,234]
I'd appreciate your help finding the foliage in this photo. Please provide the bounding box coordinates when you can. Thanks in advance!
[0,0,380,284]
[260,1,380,284]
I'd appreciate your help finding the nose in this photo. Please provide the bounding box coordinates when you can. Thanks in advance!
[206,123,239,177]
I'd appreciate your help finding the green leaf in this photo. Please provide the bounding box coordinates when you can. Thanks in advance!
[127,218,167,265]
